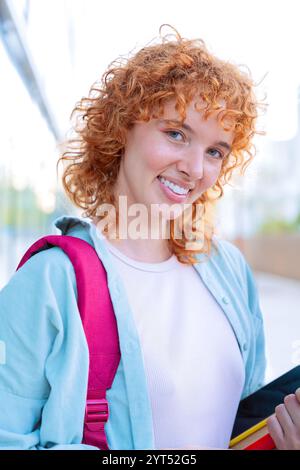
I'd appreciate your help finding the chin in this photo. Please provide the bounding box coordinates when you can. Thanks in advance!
[158,206,185,221]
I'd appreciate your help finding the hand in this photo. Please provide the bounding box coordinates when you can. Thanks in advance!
[267,387,300,449]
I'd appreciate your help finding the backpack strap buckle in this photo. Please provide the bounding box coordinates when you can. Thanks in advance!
[85,398,109,425]
[83,398,110,448]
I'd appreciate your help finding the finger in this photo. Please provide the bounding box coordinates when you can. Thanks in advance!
[295,387,300,404]
[275,403,295,435]
[267,414,284,449]
[283,394,300,429]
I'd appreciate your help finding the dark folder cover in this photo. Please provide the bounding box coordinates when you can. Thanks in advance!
[230,365,300,449]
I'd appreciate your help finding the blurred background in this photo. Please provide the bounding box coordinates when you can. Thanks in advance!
[0,0,299,384]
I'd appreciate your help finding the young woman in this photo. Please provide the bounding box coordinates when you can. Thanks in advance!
[1,26,300,450]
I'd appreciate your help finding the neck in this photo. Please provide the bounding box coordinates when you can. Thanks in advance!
[92,216,173,263]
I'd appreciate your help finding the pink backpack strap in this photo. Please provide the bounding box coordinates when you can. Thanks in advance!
[17,234,121,450]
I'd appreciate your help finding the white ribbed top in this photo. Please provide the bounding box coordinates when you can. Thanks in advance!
[99,234,245,449]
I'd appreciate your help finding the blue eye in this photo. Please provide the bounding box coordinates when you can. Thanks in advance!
[207,148,223,159]
[165,130,185,142]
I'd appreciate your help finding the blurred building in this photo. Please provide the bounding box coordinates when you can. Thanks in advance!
[217,87,300,280]
[0,0,76,287]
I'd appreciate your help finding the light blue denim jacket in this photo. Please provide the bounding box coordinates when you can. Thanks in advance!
[0,215,266,450]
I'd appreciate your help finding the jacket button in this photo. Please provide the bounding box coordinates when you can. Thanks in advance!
[222,296,229,305]
[243,343,248,351]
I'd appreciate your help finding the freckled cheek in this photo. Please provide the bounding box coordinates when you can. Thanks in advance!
[195,165,222,194]
[210,168,222,186]
[207,160,223,180]
[144,145,175,174]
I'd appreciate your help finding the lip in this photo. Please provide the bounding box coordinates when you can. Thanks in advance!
[157,176,191,203]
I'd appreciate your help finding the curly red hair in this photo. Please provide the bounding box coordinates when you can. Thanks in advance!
[58,26,265,264]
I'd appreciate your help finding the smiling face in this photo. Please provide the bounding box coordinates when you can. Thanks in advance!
[113,97,234,224]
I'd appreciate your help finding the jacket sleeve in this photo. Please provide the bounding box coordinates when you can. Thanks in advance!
[0,247,99,450]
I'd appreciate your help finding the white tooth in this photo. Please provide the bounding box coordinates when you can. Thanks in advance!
[159,176,188,195]
[169,182,187,194]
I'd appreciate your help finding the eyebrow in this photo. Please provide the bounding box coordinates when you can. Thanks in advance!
[159,119,232,152]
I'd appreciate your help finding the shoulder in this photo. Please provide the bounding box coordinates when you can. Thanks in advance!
[202,237,261,314]
[208,236,249,281]
[0,244,79,337]
[210,237,263,321]
[9,245,77,299]
[213,236,246,262]
[18,244,77,282]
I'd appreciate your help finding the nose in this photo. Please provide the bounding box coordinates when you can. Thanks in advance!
[176,147,204,180]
